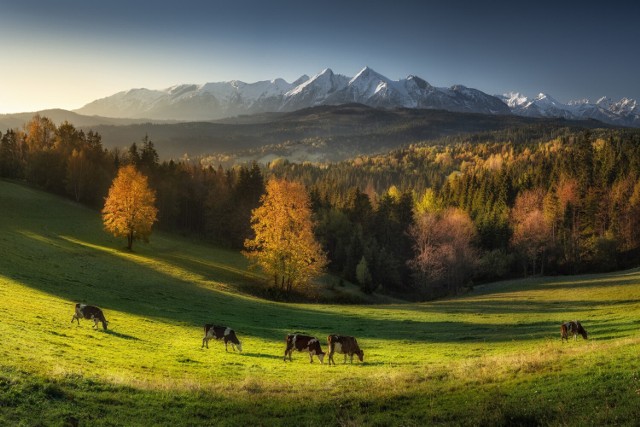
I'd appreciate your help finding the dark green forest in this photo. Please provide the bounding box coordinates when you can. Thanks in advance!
[3,114,640,299]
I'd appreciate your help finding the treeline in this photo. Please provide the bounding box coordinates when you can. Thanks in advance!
[0,115,264,249]
[3,115,640,299]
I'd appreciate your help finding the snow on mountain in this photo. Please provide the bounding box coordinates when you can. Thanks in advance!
[282,68,350,110]
[499,92,529,109]
[443,85,511,114]
[596,96,614,110]
[78,88,166,118]
[498,91,639,126]
[75,67,637,127]
[75,66,511,120]
[610,98,638,116]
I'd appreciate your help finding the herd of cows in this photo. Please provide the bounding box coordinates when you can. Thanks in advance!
[73,303,364,364]
[72,303,588,364]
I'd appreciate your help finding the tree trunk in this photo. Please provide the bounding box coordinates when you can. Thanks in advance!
[127,231,134,250]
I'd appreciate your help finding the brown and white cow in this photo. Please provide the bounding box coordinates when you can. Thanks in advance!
[71,303,108,330]
[202,324,243,352]
[561,320,588,342]
[284,333,325,364]
[327,335,364,365]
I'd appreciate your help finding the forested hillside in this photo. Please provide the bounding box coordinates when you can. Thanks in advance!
[272,128,640,295]
[2,114,640,298]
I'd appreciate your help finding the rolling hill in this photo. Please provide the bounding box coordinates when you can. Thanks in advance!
[2,105,613,163]
[1,179,640,425]
[76,105,618,163]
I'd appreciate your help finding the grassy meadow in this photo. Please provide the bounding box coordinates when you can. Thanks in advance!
[1,179,640,426]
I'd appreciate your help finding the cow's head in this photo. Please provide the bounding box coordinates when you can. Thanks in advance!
[576,322,588,339]
[236,341,243,352]
[317,352,325,364]
[356,349,364,362]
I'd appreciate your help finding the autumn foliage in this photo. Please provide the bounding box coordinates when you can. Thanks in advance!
[244,178,327,292]
[102,165,158,250]
[408,208,478,295]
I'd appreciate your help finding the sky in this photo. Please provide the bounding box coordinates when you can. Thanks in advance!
[0,0,639,114]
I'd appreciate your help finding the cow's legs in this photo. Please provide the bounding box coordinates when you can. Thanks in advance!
[92,317,99,329]
[328,351,334,365]
[224,340,229,352]
[309,352,314,363]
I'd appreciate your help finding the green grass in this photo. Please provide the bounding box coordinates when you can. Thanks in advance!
[1,179,640,426]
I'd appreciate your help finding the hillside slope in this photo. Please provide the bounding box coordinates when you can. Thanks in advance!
[1,180,639,425]
[88,105,610,162]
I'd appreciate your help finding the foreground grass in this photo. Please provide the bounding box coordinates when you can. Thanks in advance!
[1,179,640,426]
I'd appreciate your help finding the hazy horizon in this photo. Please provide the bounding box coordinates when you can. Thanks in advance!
[1,0,639,114]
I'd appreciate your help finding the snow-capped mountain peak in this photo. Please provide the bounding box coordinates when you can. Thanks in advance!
[346,66,401,100]
[73,67,639,127]
[497,90,639,125]
[534,93,562,106]
[499,92,528,108]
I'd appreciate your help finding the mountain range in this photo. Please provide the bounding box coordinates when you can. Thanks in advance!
[75,67,640,127]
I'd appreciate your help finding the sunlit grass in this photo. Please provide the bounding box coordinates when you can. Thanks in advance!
[1,179,640,425]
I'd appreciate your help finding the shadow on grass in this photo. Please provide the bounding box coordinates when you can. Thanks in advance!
[4,222,631,345]
[425,299,608,315]
[239,352,283,360]
[103,330,141,341]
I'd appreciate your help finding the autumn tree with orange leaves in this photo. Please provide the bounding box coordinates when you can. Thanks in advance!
[102,165,158,250]
[244,178,327,293]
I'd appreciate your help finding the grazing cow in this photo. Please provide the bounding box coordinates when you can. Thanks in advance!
[327,335,364,365]
[284,333,325,364]
[71,303,108,330]
[202,324,243,352]
[561,320,588,342]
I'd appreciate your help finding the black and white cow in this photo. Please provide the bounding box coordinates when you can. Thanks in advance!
[202,324,243,352]
[561,320,588,342]
[71,303,108,330]
[283,333,325,364]
[327,335,364,365]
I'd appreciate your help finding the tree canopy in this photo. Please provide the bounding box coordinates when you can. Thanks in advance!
[102,165,158,250]
[244,178,327,292]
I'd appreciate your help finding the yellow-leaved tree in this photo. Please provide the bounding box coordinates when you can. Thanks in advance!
[102,165,158,250]
[244,178,327,293]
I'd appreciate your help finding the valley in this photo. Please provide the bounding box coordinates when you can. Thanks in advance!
[1,179,639,425]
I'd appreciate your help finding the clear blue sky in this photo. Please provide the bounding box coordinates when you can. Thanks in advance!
[1,0,638,113]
